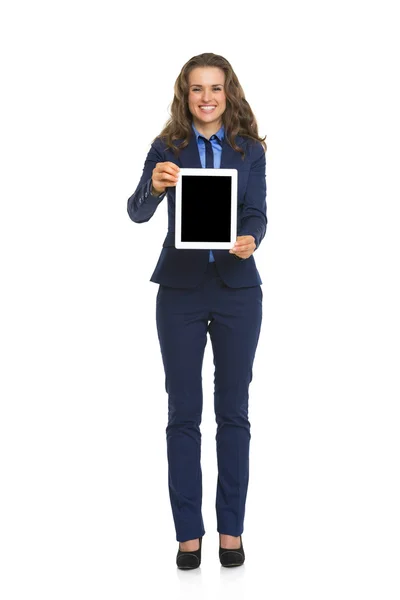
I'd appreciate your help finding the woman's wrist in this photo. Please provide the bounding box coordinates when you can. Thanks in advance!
[151,184,163,197]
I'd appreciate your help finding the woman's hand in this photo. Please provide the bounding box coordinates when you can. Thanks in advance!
[229,235,256,259]
[151,161,180,195]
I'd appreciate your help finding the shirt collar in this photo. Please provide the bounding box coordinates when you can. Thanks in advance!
[191,121,225,143]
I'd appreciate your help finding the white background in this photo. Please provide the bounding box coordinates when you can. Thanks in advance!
[1,1,399,598]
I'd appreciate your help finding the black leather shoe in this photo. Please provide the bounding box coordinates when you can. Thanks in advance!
[219,535,245,567]
[176,536,202,570]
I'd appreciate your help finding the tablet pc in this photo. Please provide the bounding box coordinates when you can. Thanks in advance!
[175,168,238,249]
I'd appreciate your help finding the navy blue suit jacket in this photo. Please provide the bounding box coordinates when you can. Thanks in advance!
[127,131,267,288]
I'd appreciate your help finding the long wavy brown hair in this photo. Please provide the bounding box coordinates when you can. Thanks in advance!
[151,53,267,161]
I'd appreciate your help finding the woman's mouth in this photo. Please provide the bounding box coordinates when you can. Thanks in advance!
[199,106,216,114]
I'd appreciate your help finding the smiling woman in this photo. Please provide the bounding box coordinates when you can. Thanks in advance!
[126,52,267,570]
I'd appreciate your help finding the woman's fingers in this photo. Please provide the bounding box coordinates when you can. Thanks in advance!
[158,162,180,180]
[152,162,180,191]
[229,235,256,259]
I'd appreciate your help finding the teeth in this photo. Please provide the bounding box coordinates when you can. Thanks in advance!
[200,106,215,111]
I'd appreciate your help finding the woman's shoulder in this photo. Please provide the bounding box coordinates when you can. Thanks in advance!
[150,135,183,158]
[239,135,265,155]
[150,135,167,152]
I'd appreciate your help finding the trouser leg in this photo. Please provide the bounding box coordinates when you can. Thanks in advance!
[156,284,209,542]
[208,283,263,536]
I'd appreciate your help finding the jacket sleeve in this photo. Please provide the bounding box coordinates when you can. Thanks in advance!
[238,141,267,250]
[127,140,167,223]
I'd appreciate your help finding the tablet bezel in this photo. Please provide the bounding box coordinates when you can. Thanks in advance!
[175,168,238,249]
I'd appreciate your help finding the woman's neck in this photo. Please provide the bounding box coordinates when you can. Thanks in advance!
[193,118,222,140]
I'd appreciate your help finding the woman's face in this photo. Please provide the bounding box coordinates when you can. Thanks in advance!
[187,67,226,130]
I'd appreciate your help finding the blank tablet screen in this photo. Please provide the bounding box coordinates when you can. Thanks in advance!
[181,174,232,243]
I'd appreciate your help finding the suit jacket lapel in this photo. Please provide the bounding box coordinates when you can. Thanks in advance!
[178,132,202,168]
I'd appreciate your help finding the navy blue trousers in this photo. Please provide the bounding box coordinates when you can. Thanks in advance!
[156,261,263,542]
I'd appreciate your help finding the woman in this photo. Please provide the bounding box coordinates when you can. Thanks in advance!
[127,52,267,569]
